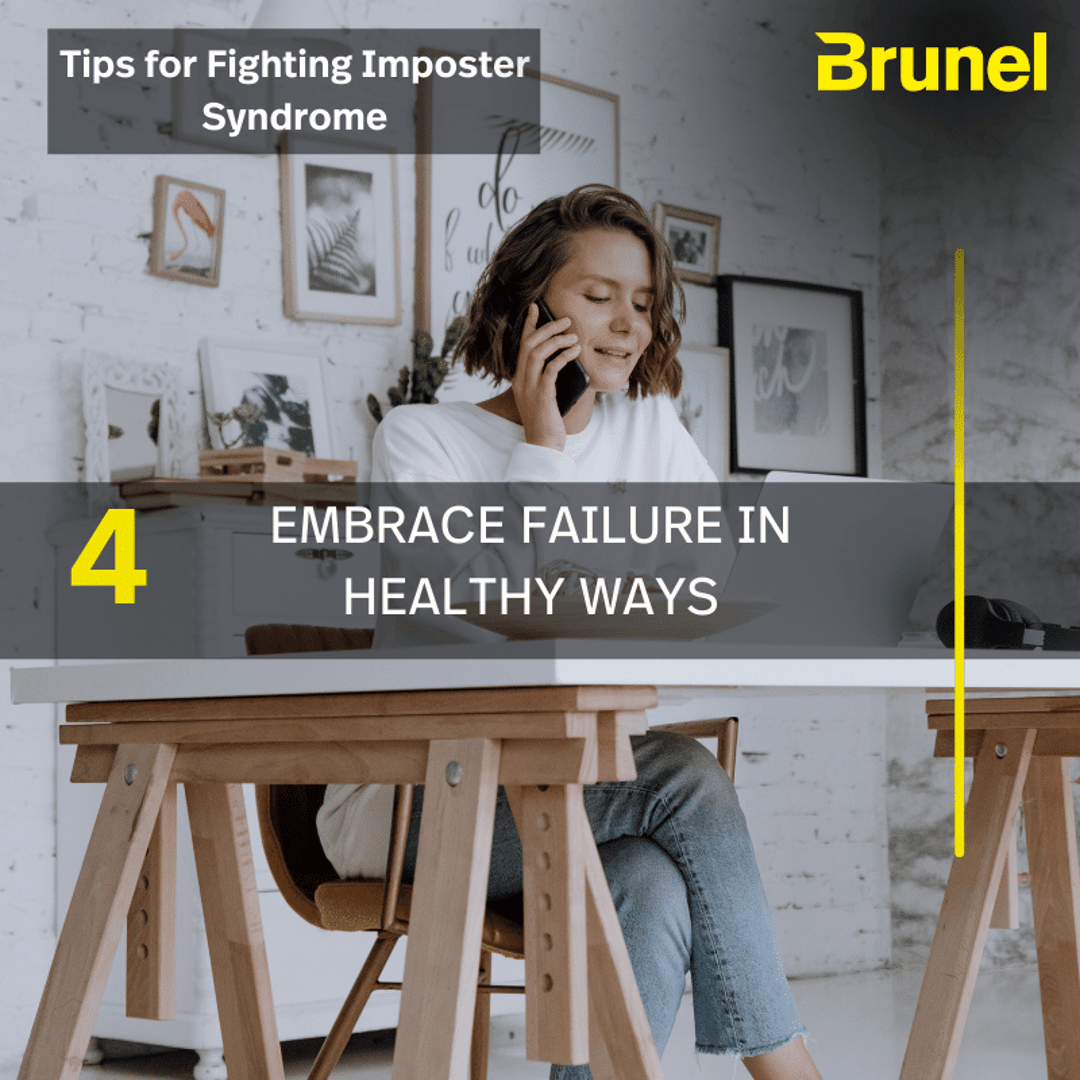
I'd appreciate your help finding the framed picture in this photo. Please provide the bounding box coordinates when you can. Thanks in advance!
[198,338,333,458]
[149,176,225,287]
[653,203,720,285]
[279,137,401,325]
[675,345,729,480]
[719,276,866,476]
[416,57,618,361]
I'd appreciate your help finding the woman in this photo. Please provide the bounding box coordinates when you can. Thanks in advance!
[319,186,825,1080]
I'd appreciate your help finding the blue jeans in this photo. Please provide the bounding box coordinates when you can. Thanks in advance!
[400,731,805,1076]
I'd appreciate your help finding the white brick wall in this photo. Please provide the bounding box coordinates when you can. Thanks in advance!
[1,0,884,1066]
[0,665,57,1077]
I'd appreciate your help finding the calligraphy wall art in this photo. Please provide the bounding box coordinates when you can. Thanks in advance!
[279,136,402,325]
[718,276,866,476]
[416,53,618,402]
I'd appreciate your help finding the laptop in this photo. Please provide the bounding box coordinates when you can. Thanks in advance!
[712,472,953,648]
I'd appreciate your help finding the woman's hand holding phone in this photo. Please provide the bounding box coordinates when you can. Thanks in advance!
[512,302,584,451]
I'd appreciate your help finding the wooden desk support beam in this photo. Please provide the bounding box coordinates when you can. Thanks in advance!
[517,784,589,1066]
[60,711,605,744]
[505,783,663,1079]
[70,737,600,787]
[127,782,177,1019]
[187,783,284,1080]
[391,738,501,1080]
[65,686,659,725]
[17,743,177,1080]
[988,817,1020,931]
[594,712,641,779]
[933,727,1080,759]
[1024,756,1080,1080]
[899,727,1037,1080]
[970,758,1020,931]
[926,696,1080,722]
[581,800,665,1080]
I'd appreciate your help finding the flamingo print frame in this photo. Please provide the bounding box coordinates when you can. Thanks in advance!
[279,138,401,325]
[150,176,225,287]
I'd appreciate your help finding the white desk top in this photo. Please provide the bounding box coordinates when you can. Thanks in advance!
[10,646,1080,704]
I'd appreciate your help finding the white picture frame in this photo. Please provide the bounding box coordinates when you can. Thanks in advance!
[198,337,333,458]
[676,345,729,480]
[280,137,401,325]
[83,355,184,485]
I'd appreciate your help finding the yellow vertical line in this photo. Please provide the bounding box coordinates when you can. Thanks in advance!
[954,249,966,859]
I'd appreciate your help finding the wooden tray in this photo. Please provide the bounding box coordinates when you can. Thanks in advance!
[199,448,358,483]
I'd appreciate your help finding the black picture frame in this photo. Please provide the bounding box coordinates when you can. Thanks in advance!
[718,275,867,476]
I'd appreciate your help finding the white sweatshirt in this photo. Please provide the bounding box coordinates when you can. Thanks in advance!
[317,391,720,880]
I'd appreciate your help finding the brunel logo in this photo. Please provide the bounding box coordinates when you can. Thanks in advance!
[816,31,1047,92]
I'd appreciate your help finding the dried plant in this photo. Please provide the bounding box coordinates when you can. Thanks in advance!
[367,318,465,424]
[207,400,262,448]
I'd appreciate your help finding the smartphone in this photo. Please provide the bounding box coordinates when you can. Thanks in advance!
[534,300,591,416]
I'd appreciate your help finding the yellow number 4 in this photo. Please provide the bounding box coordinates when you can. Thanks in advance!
[71,509,147,604]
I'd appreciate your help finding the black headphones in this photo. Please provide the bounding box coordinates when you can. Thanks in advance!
[936,595,1080,650]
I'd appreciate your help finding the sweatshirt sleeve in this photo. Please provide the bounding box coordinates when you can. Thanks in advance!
[504,441,579,482]
[373,404,581,483]
[370,406,462,483]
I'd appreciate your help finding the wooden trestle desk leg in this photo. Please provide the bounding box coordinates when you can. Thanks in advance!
[187,783,285,1080]
[899,727,1037,1080]
[127,780,177,1019]
[18,742,177,1080]
[580,798,665,1080]
[391,738,501,1080]
[507,784,664,1080]
[1024,756,1080,1080]
[470,951,493,1080]
[516,784,589,1066]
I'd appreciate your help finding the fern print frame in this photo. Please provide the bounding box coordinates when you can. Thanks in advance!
[280,138,401,325]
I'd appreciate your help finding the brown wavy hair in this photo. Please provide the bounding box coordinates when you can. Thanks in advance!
[454,185,685,398]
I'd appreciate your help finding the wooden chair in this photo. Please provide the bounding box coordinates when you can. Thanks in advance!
[245,623,738,1079]
[652,717,739,781]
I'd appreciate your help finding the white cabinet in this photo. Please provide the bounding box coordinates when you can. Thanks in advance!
[51,508,524,1079]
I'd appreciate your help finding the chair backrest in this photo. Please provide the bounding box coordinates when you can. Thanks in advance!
[247,623,375,928]
[245,623,374,655]
[256,784,335,926]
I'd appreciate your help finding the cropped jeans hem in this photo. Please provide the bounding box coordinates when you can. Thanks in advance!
[698,1029,809,1058]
